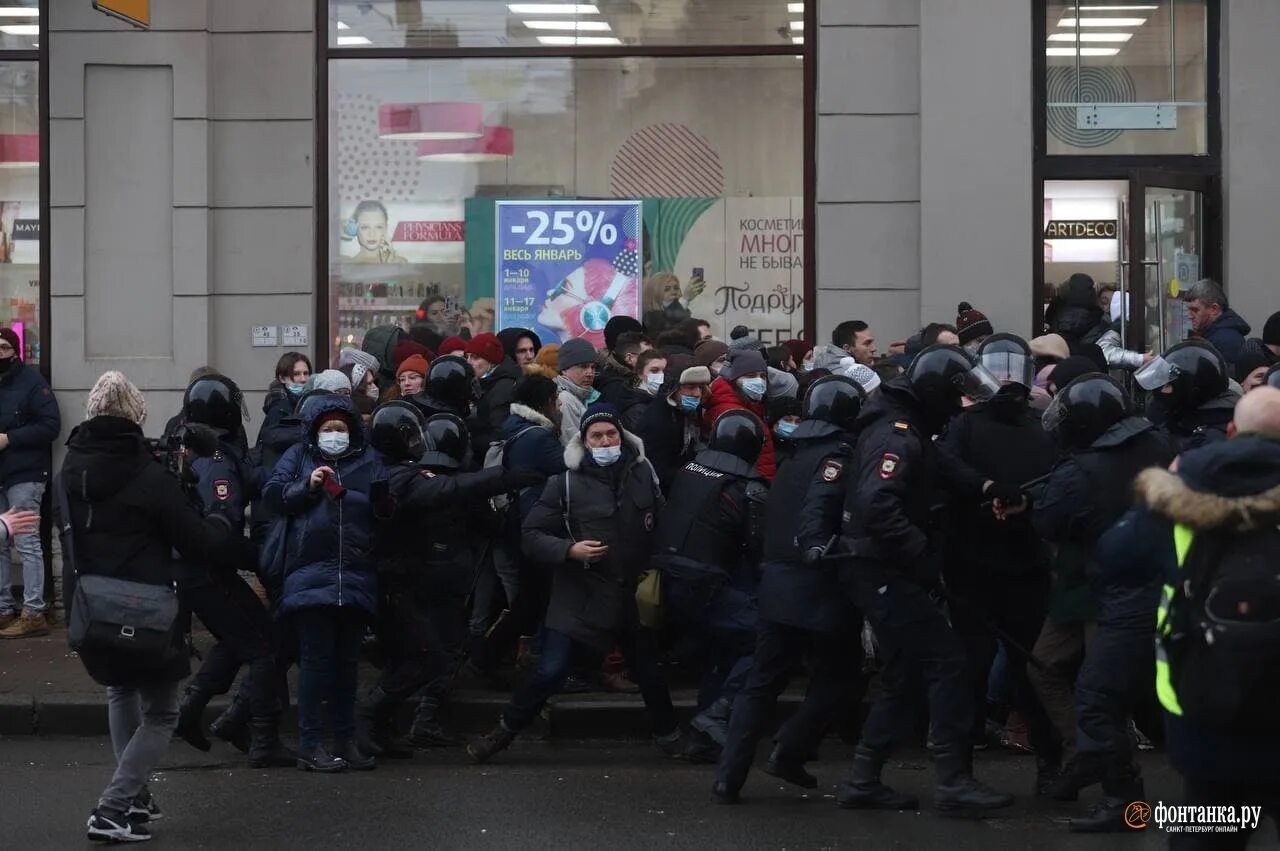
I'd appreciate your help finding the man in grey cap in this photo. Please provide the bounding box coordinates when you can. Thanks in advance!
[554,338,601,447]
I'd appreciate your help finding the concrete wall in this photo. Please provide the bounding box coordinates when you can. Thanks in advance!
[48,1,315,440]
[1222,0,1280,333]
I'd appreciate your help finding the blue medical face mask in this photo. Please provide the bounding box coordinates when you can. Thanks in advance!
[317,431,350,458]
[285,383,305,396]
[590,445,622,466]
[775,420,798,438]
[738,376,767,401]
[679,394,701,413]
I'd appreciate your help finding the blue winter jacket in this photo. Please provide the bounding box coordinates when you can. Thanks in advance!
[1200,307,1251,366]
[499,403,567,522]
[261,395,383,617]
[0,359,60,486]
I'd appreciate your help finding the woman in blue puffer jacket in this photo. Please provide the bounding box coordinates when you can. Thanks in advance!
[262,394,384,773]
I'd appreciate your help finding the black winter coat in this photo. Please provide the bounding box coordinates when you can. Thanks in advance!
[635,390,702,495]
[60,416,243,686]
[1156,391,1236,455]
[522,430,662,653]
[0,359,60,486]
[469,357,521,458]
[594,352,650,431]
[499,404,566,522]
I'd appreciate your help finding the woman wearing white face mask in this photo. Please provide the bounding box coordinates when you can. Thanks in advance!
[467,403,680,765]
[635,350,668,397]
[262,396,385,773]
[703,348,780,480]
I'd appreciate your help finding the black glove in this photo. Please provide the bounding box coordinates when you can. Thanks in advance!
[370,479,396,520]
[502,467,546,491]
[985,480,1024,504]
[180,423,222,458]
[803,546,825,565]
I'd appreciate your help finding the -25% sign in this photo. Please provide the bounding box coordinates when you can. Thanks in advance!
[512,210,618,247]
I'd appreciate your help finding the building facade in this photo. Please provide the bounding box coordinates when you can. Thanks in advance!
[19,0,1280,437]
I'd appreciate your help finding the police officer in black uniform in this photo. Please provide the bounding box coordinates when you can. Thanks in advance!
[356,402,543,758]
[403,413,498,746]
[1136,340,1237,453]
[408,355,481,423]
[713,375,868,804]
[652,410,769,760]
[835,345,1018,817]
[172,375,294,768]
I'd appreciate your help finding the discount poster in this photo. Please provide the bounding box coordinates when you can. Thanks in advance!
[496,200,643,349]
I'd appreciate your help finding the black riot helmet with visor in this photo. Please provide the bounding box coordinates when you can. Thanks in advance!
[905,344,1002,422]
[802,374,866,433]
[1134,340,1229,417]
[1041,373,1130,450]
[708,409,765,466]
[369,401,427,462]
[422,413,469,470]
[977,333,1035,390]
[184,374,247,435]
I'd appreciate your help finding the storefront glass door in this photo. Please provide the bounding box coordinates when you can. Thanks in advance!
[1141,183,1202,354]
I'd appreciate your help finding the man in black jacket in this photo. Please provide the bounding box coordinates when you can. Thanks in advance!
[465,332,521,458]
[714,375,867,803]
[467,403,679,764]
[63,371,244,843]
[1031,374,1174,821]
[635,365,711,494]
[835,346,1018,817]
[938,334,1061,790]
[358,402,541,758]
[0,326,60,639]
[1137,339,1238,454]
[653,409,769,760]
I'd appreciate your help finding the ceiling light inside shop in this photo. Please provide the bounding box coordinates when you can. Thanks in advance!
[336,21,350,30]
[787,2,804,12]
[508,4,600,13]
[1078,5,1158,9]
[1046,46,1121,56]
[378,102,484,141]
[0,8,37,16]
[0,23,36,34]
[337,35,372,45]
[1047,32,1133,42]
[792,36,803,44]
[789,20,804,30]
[418,126,514,163]
[523,20,611,31]
[536,35,621,45]
[1058,17,1146,27]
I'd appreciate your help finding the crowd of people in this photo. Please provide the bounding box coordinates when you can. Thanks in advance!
[48,274,1280,846]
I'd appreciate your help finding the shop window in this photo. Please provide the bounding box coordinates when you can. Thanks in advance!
[327,55,804,352]
[1044,1,1207,155]
[0,60,40,364]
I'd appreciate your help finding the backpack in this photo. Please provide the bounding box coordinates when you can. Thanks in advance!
[482,425,541,513]
[1164,523,1280,734]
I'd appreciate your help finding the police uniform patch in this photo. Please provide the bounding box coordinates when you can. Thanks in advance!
[644,511,655,531]
[893,421,910,432]
[879,453,900,480]
[213,480,231,501]
[419,469,436,479]
[821,460,844,482]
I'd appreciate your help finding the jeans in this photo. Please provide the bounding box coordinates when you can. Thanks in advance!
[100,680,180,814]
[294,606,364,751]
[503,626,676,736]
[0,481,46,615]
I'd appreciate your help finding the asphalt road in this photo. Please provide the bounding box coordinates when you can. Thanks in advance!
[1,737,1242,849]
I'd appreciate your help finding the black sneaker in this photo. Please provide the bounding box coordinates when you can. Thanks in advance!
[557,673,595,694]
[87,808,152,843]
[127,787,162,823]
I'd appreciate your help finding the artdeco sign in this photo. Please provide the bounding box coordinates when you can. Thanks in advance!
[1044,219,1119,239]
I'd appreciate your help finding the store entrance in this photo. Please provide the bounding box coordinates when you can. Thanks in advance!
[1040,174,1216,355]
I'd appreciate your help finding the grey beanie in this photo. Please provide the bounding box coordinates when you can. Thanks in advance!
[312,369,352,393]
[558,337,597,371]
[721,348,767,381]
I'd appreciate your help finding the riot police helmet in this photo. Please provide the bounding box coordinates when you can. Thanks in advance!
[977,333,1035,390]
[905,344,1001,419]
[426,355,481,408]
[424,413,470,468]
[1041,373,1130,449]
[184,374,245,434]
[1135,339,1228,417]
[708,410,765,466]
[369,401,427,462]
[802,375,866,432]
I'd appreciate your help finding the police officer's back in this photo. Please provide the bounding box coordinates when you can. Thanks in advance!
[1136,340,1237,454]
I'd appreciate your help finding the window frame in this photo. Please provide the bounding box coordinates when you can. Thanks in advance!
[313,1,816,364]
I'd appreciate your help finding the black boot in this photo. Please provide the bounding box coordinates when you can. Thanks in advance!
[1070,760,1144,833]
[689,697,733,747]
[932,745,1014,817]
[1035,755,1063,797]
[333,739,377,771]
[407,705,464,748]
[356,688,414,759]
[209,691,250,754]
[764,745,818,790]
[836,745,920,810]
[711,780,741,805]
[466,722,516,765]
[248,718,297,768]
[174,687,212,752]
[1045,751,1106,801]
[296,744,346,773]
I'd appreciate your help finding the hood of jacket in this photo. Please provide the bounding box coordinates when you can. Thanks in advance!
[1136,435,1280,531]
[555,373,596,402]
[481,356,522,389]
[1208,308,1251,337]
[564,428,646,471]
[62,416,155,503]
[263,380,289,413]
[302,394,366,456]
[507,402,556,431]
[810,343,848,372]
[692,448,764,480]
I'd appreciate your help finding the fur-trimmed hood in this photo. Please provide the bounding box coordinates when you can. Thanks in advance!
[509,402,555,430]
[563,429,646,471]
[1135,435,1280,531]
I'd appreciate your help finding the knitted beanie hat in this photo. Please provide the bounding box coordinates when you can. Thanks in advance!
[86,371,147,425]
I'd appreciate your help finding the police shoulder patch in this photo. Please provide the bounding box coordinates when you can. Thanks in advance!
[419,469,436,479]
[892,421,911,432]
[879,453,900,480]
[213,479,231,501]
[821,459,844,482]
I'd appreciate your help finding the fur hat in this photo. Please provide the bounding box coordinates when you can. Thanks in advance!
[678,365,712,385]
[86,371,146,425]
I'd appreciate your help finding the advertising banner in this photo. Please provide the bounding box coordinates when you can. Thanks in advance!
[496,200,643,349]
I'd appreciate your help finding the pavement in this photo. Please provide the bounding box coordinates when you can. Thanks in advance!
[0,739,1219,849]
[0,625,808,738]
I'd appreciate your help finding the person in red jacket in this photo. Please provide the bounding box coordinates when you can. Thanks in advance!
[704,349,777,480]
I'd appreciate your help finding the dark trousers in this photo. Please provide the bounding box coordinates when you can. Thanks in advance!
[503,626,676,735]
[472,558,552,672]
[852,570,972,756]
[666,578,758,710]
[1075,624,1151,757]
[410,591,469,723]
[715,620,864,791]
[1169,778,1280,850]
[377,584,461,704]
[182,570,277,718]
[949,574,1060,760]
[294,606,364,750]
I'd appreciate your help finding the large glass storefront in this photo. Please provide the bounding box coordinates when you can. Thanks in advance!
[0,2,41,366]
[1036,0,1216,352]
[322,1,807,361]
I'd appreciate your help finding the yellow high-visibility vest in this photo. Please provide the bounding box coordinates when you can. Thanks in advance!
[1154,523,1195,716]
